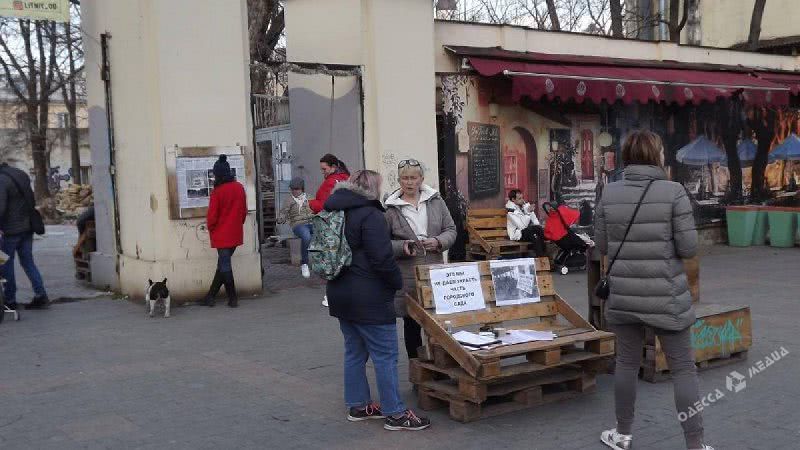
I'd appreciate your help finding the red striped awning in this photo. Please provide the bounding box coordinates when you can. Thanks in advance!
[468,57,790,106]
[755,71,800,95]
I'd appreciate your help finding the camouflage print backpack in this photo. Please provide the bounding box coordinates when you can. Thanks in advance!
[309,210,352,280]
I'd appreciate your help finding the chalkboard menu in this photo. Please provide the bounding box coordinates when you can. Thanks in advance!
[468,122,501,199]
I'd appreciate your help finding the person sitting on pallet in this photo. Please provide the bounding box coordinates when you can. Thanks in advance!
[505,189,546,257]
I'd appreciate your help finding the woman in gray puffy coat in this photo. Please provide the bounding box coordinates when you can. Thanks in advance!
[594,130,712,450]
[384,159,456,359]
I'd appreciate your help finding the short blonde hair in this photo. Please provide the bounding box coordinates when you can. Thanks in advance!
[351,170,383,200]
[398,164,425,179]
[622,130,664,167]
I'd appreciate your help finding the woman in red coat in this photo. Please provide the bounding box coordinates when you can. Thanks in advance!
[199,155,247,308]
[309,154,350,214]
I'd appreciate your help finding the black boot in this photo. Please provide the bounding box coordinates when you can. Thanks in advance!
[221,271,238,308]
[25,295,50,310]
[199,270,223,307]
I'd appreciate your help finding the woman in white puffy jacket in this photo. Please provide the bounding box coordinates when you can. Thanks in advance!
[505,189,546,256]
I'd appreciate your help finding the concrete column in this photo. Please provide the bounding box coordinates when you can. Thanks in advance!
[82,0,261,301]
[286,0,440,193]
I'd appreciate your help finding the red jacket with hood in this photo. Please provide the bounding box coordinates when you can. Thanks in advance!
[207,181,248,249]
[309,170,350,213]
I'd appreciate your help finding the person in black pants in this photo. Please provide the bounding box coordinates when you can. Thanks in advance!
[506,189,546,256]
[384,160,457,359]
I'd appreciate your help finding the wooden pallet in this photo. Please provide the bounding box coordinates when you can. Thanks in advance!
[407,257,613,421]
[641,304,752,382]
[413,360,596,423]
[73,221,96,282]
[466,208,532,260]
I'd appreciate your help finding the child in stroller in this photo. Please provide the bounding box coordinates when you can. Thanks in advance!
[542,202,592,274]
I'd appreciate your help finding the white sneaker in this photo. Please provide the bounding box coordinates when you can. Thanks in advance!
[301,264,310,278]
[601,428,632,450]
[322,296,329,307]
[691,446,715,450]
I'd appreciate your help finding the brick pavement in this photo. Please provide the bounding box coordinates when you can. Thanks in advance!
[0,245,798,449]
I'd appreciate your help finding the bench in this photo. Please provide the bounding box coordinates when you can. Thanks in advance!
[466,208,532,260]
[406,257,615,422]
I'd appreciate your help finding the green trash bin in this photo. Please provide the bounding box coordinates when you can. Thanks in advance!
[726,206,757,247]
[752,208,769,246]
[767,208,798,248]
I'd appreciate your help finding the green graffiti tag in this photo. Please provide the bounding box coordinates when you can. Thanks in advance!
[691,318,743,351]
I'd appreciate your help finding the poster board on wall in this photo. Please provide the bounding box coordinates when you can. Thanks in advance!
[0,0,70,22]
[165,146,256,220]
[468,122,501,199]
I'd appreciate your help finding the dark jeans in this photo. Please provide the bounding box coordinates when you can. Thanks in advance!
[611,323,704,449]
[521,224,546,256]
[292,223,313,265]
[339,319,405,416]
[217,247,236,273]
[403,317,423,359]
[1,232,46,303]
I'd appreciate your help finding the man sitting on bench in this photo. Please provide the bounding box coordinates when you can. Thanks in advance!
[506,189,546,257]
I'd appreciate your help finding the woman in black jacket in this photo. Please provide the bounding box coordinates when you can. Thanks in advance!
[324,170,430,432]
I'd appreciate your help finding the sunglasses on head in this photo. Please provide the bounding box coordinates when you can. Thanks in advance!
[398,159,421,169]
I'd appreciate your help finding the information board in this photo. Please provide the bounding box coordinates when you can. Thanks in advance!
[468,122,501,198]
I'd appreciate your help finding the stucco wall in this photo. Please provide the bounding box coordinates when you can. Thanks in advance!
[433,20,800,74]
[286,0,439,194]
[82,0,261,300]
[700,0,800,49]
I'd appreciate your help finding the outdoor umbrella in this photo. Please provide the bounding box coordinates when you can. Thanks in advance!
[768,134,800,187]
[677,136,727,193]
[737,139,757,165]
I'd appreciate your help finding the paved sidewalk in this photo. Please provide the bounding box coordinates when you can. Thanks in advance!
[2,225,110,304]
[0,245,798,449]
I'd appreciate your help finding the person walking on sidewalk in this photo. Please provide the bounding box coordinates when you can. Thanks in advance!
[278,177,314,278]
[594,130,713,450]
[198,155,247,308]
[324,170,431,431]
[384,159,455,359]
[310,153,350,306]
[0,163,49,310]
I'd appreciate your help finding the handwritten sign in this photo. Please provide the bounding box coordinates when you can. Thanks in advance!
[468,122,501,198]
[430,265,486,315]
[517,274,535,295]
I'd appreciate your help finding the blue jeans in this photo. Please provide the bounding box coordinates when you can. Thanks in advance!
[292,224,313,265]
[217,247,236,273]
[338,319,405,416]
[1,233,47,303]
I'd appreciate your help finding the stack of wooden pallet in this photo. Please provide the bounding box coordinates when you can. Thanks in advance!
[465,208,532,260]
[407,257,615,422]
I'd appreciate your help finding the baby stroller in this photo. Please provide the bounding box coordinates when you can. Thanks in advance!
[543,202,589,275]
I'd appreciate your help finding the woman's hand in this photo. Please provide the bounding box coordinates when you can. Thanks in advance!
[403,240,418,256]
[422,238,440,251]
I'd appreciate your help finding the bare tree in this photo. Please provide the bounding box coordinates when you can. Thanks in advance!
[748,0,767,51]
[608,0,623,37]
[0,19,64,200]
[545,0,561,30]
[55,8,84,185]
[248,0,285,94]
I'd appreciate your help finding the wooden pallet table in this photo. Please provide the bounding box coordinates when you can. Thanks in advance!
[407,257,614,422]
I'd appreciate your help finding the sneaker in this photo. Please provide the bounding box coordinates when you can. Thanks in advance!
[4,301,17,311]
[347,403,385,422]
[600,428,632,450]
[691,446,715,450]
[301,264,310,279]
[25,295,50,310]
[322,296,329,307]
[384,410,430,431]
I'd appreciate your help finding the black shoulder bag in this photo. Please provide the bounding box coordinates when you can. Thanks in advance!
[594,180,654,300]
[0,169,46,235]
